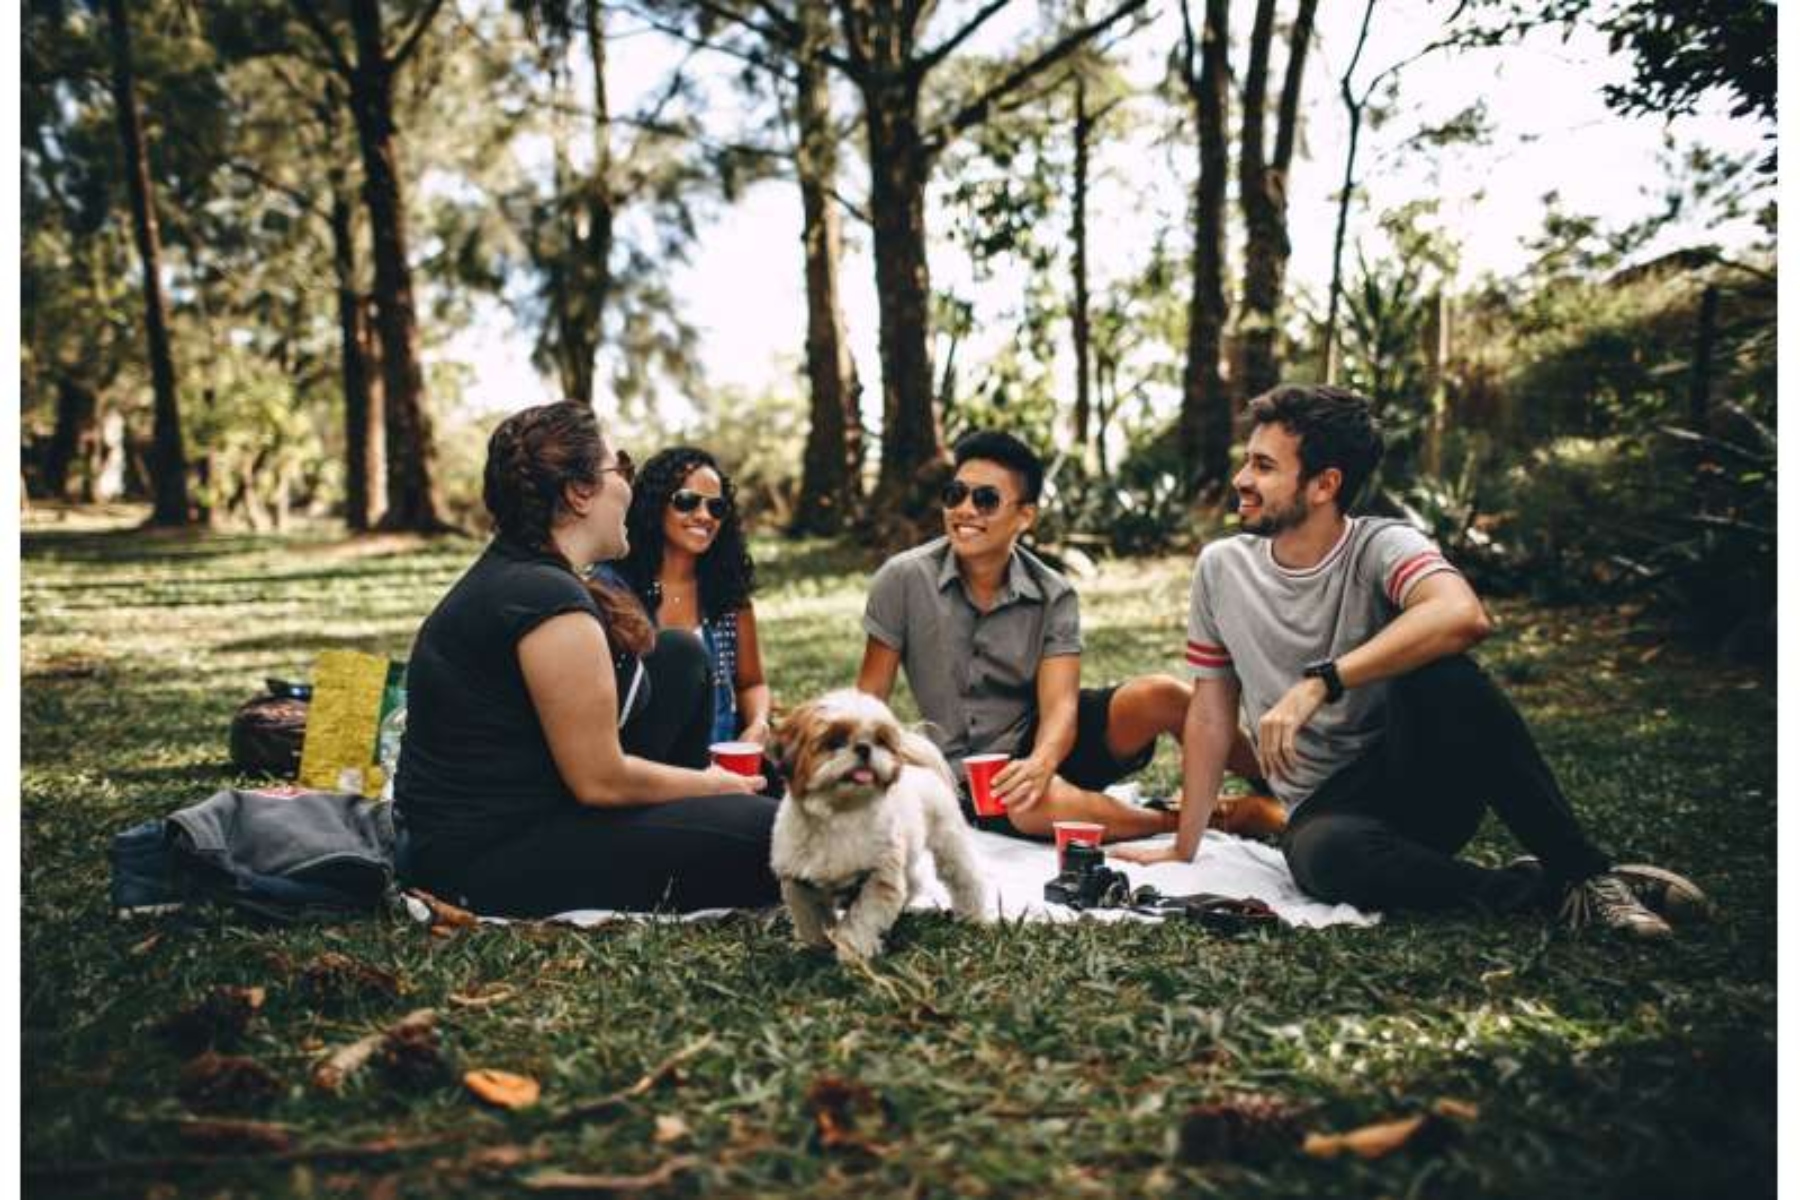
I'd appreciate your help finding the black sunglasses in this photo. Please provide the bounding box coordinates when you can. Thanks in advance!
[670,489,730,520]
[940,480,1018,514]
[599,448,636,485]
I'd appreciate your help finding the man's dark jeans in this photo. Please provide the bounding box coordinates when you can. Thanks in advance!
[1282,655,1611,914]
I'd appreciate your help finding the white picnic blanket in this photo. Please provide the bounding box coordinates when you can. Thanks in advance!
[403,827,1377,931]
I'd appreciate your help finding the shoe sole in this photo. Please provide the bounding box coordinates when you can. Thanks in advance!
[1613,863,1713,924]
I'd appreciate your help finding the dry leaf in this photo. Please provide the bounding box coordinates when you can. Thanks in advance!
[466,1068,542,1110]
[158,985,268,1054]
[1303,1112,1460,1160]
[296,951,402,1008]
[805,1075,887,1156]
[314,1008,437,1093]
[653,1114,691,1144]
[1431,1098,1481,1122]
[129,932,163,957]
[448,984,518,1009]
[174,1117,296,1154]
[177,1052,283,1113]
[523,1157,698,1193]
[1175,1094,1304,1165]
[377,1019,452,1092]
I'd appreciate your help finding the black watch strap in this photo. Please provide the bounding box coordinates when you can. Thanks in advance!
[1303,659,1345,703]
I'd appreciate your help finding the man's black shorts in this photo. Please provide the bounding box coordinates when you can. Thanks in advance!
[956,684,1156,835]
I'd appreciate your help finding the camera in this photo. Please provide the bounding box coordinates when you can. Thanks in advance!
[1044,841,1132,910]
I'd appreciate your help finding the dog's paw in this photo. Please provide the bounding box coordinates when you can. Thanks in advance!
[829,926,882,965]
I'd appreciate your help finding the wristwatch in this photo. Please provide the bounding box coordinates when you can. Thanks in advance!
[1302,659,1345,703]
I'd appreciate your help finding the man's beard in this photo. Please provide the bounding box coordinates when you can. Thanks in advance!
[1236,490,1309,537]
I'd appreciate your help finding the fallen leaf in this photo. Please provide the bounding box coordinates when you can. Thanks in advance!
[158,985,268,1055]
[523,1157,698,1193]
[653,1114,691,1144]
[448,984,518,1009]
[805,1075,888,1157]
[1303,1112,1459,1160]
[466,1144,545,1171]
[1431,1097,1481,1122]
[296,951,402,1008]
[466,1068,542,1110]
[378,1018,453,1092]
[314,1009,438,1093]
[177,1052,284,1113]
[1175,1094,1304,1165]
[174,1117,296,1154]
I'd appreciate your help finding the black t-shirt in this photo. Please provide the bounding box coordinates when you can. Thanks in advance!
[396,537,641,877]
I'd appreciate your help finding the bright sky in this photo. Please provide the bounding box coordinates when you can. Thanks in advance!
[433,2,1773,425]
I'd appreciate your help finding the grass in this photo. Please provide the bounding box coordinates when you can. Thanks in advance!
[20,510,1776,1198]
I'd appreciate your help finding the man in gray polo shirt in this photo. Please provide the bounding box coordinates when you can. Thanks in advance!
[1114,384,1707,939]
[856,430,1188,841]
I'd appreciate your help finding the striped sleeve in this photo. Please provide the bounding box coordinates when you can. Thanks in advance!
[1184,549,1237,680]
[1366,525,1460,607]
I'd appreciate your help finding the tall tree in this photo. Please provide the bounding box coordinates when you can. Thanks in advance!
[512,0,616,407]
[703,0,1148,517]
[104,0,191,525]
[789,0,864,534]
[1235,0,1317,402]
[1175,0,1230,496]
[291,0,450,532]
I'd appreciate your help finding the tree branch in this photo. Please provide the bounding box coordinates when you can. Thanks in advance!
[912,0,1014,80]
[391,0,451,69]
[925,0,1149,155]
[287,0,355,81]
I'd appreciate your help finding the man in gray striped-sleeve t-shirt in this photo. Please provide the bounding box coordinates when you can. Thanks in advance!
[1114,384,1708,940]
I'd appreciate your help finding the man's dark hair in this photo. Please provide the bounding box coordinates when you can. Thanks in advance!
[1246,384,1386,512]
[951,429,1045,503]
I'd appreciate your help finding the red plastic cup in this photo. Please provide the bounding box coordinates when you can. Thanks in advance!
[710,741,763,777]
[964,754,1011,817]
[1053,820,1105,866]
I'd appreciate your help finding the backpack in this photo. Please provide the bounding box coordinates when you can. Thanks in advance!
[229,680,311,778]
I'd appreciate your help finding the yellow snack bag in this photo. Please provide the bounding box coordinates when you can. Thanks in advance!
[297,650,391,796]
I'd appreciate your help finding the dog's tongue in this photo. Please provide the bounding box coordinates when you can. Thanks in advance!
[851,767,875,785]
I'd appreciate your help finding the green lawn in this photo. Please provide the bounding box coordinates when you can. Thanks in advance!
[20,512,1776,1198]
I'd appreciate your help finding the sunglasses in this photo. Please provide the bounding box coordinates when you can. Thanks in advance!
[599,449,636,485]
[940,480,1019,514]
[670,489,730,520]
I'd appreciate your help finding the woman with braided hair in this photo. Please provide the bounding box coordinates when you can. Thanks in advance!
[615,448,771,748]
[394,401,779,917]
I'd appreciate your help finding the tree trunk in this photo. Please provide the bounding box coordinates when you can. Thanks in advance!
[1178,0,1231,497]
[1323,0,1376,384]
[45,376,99,501]
[105,0,189,526]
[1238,0,1316,402]
[330,173,384,530]
[791,0,863,536]
[862,77,943,510]
[345,0,443,532]
[1071,70,1094,458]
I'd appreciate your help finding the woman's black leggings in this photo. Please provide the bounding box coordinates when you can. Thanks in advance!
[453,630,780,917]
[1282,655,1612,915]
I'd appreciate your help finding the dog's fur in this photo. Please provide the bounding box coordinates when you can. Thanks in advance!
[770,690,989,963]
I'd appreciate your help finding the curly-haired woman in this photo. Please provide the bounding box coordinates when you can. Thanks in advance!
[615,448,772,748]
[394,402,778,917]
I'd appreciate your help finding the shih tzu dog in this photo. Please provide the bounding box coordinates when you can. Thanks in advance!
[771,690,990,963]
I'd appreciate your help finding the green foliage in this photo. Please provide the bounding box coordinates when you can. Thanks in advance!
[19,524,1777,1195]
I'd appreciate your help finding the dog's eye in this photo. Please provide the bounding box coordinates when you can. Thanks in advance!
[823,732,847,751]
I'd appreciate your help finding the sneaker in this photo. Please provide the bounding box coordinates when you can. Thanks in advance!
[1512,857,1711,924]
[1611,863,1713,924]
[1558,872,1672,940]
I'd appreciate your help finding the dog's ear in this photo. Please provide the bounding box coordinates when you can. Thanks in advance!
[770,702,811,776]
